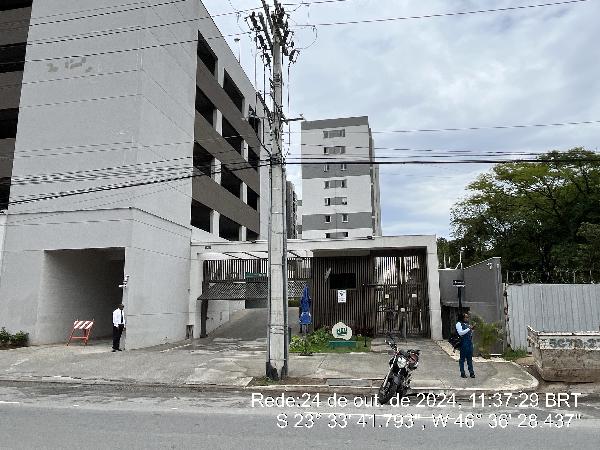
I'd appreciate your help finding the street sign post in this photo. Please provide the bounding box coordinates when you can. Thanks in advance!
[453,280,465,314]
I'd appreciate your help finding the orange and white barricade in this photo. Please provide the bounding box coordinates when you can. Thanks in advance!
[66,320,95,345]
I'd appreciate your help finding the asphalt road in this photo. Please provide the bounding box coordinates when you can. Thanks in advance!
[0,383,599,449]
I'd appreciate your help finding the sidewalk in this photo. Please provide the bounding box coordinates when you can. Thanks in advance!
[0,335,538,395]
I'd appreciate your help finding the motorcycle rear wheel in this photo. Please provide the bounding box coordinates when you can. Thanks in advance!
[377,378,397,405]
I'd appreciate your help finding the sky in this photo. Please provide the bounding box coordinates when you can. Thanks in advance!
[201,0,600,238]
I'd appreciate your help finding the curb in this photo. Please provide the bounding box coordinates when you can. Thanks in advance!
[0,375,540,399]
[436,340,513,363]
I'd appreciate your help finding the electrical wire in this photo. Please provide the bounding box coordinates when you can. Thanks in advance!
[4,151,599,209]
[292,0,590,27]
[6,159,273,206]
[0,0,264,31]
[286,118,600,134]
[284,0,359,5]
[284,157,600,165]
[0,31,251,70]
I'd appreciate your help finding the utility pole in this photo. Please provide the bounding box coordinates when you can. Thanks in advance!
[248,1,298,380]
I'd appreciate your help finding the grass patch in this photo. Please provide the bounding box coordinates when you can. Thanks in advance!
[502,347,529,361]
[251,377,281,386]
[290,327,372,354]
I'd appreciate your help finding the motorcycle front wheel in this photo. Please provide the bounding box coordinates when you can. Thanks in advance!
[377,377,397,405]
[396,374,408,398]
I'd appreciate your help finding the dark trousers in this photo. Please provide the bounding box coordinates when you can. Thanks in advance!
[459,347,474,376]
[112,325,124,350]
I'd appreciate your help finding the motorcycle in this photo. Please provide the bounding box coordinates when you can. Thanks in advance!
[377,335,420,405]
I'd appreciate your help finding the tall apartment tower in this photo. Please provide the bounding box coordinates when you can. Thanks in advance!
[0,0,267,348]
[301,116,382,239]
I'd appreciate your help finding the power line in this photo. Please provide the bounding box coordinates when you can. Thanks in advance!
[0,31,250,69]
[298,142,597,154]
[5,143,595,190]
[292,0,590,27]
[0,0,187,30]
[0,0,262,31]
[285,157,600,165]
[0,136,266,162]
[3,177,192,228]
[22,6,269,49]
[284,0,357,5]
[6,153,599,208]
[7,160,272,206]
[290,118,600,134]
[0,0,589,67]
[2,147,271,190]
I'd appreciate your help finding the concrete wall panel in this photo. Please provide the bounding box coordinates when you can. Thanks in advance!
[0,250,44,339]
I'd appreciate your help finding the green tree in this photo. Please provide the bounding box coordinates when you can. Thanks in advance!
[576,222,600,273]
[436,237,463,268]
[449,148,600,280]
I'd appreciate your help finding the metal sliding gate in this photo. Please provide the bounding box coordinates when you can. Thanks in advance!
[310,250,430,337]
[372,253,430,337]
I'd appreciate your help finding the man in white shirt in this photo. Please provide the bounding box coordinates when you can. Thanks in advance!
[112,303,126,352]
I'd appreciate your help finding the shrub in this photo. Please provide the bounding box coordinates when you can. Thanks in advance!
[470,315,501,358]
[289,335,310,354]
[289,327,332,354]
[0,327,10,345]
[10,331,29,347]
[307,327,331,347]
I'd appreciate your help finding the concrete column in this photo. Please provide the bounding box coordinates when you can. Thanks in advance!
[0,213,6,273]
[240,226,246,241]
[213,160,222,184]
[210,210,220,236]
[217,65,225,87]
[242,141,249,161]
[188,251,202,336]
[427,241,442,340]
[215,110,223,135]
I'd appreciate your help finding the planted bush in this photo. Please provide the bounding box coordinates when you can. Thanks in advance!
[290,327,331,353]
[471,315,501,358]
[0,327,10,345]
[10,331,29,347]
[289,335,311,354]
[0,328,29,348]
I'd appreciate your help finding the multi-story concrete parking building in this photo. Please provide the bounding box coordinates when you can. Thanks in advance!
[0,0,268,348]
[300,116,381,239]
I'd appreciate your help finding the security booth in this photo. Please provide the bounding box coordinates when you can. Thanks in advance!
[189,235,442,340]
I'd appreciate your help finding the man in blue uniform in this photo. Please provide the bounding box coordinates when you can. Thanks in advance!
[456,312,475,378]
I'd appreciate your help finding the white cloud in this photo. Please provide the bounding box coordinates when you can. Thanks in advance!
[203,0,600,237]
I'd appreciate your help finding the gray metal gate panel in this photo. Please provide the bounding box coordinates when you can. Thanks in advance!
[507,284,600,349]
